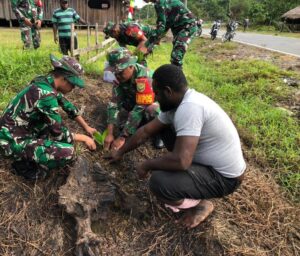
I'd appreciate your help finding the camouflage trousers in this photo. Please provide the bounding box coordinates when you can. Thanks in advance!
[171,23,197,66]
[0,128,74,172]
[20,23,41,49]
[121,102,160,136]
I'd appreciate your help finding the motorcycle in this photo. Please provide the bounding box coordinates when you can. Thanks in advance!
[222,21,238,42]
[210,20,221,40]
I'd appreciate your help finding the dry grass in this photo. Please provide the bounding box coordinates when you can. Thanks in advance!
[0,77,299,255]
[0,160,72,255]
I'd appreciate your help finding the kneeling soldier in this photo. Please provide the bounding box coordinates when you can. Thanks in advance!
[104,47,163,151]
[0,54,96,180]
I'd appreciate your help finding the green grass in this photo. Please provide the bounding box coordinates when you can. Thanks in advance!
[0,28,299,200]
[0,28,104,108]
[185,40,300,199]
[129,38,299,199]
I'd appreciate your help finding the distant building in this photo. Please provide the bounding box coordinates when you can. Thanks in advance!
[281,6,300,32]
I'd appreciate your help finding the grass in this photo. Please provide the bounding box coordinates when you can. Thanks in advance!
[0,28,299,200]
[0,28,103,108]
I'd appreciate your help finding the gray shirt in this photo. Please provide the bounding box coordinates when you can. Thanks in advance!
[158,89,246,178]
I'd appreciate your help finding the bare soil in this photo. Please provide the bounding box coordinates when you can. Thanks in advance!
[0,40,299,256]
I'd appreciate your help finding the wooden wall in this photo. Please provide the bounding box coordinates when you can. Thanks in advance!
[0,0,124,25]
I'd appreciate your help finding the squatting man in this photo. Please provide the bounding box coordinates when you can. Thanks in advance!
[108,64,246,228]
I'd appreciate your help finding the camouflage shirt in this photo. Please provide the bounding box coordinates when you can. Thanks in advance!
[147,0,196,44]
[11,0,43,21]
[117,21,153,47]
[107,64,153,133]
[0,75,79,155]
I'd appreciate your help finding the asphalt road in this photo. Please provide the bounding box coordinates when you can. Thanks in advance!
[202,29,300,58]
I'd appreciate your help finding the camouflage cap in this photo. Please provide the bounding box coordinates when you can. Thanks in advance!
[103,21,116,38]
[50,54,85,88]
[106,47,137,73]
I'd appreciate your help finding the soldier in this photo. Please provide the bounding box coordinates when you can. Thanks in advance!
[11,0,43,49]
[0,54,97,180]
[103,21,154,66]
[104,47,163,151]
[141,0,197,67]
[103,21,153,48]
[52,0,87,56]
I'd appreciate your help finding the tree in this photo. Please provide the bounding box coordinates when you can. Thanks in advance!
[137,0,300,26]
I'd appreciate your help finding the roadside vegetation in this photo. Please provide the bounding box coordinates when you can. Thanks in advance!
[0,28,299,255]
[138,0,299,27]
[186,41,299,199]
[137,0,300,39]
[0,28,299,201]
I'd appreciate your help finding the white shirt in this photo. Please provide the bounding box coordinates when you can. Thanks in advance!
[158,89,246,178]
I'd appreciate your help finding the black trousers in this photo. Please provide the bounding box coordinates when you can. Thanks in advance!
[59,36,78,55]
[149,128,241,201]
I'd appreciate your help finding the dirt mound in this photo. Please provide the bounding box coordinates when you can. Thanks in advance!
[198,39,300,72]
[0,76,298,255]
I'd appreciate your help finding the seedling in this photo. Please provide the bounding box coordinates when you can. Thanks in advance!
[93,129,108,146]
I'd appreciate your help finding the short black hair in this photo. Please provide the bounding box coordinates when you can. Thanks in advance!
[153,64,187,92]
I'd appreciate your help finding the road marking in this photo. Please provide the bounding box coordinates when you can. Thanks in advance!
[233,39,300,58]
[201,32,300,58]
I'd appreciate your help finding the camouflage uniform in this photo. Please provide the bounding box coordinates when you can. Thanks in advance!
[0,55,85,178]
[106,48,160,136]
[103,21,154,66]
[0,75,78,172]
[145,0,197,66]
[103,21,153,47]
[11,0,43,49]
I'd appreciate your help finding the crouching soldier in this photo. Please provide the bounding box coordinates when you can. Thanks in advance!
[103,21,154,66]
[11,0,43,49]
[104,47,164,151]
[103,21,153,48]
[0,54,97,180]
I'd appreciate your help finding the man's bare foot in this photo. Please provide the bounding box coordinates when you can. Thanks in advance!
[176,200,214,229]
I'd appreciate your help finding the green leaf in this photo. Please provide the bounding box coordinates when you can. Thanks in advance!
[93,129,108,146]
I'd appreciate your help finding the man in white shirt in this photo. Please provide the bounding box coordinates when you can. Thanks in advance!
[108,64,246,228]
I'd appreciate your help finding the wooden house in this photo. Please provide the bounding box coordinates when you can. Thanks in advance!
[0,0,126,26]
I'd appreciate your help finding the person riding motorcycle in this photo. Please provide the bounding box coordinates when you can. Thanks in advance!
[210,19,221,40]
[227,20,238,33]
[222,20,238,42]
